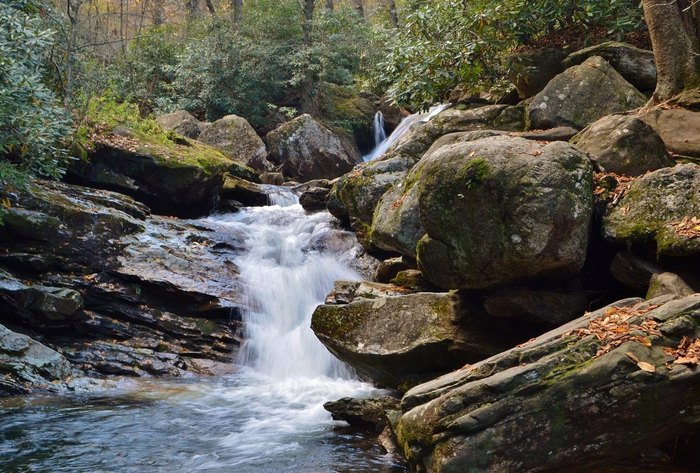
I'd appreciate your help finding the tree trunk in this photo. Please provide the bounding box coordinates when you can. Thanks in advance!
[643,0,700,102]
[232,0,243,24]
[388,0,398,28]
[353,0,365,20]
[299,0,317,115]
[152,0,164,25]
[325,0,333,11]
[204,0,216,15]
[186,0,200,20]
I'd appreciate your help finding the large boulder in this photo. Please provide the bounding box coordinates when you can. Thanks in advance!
[507,48,568,99]
[156,110,205,139]
[640,107,700,158]
[603,163,700,257]
[266,114,362,181]
[197,114,272,172]
[571,114,673,176]
[528,56,647,130]
[67,129,255,217]
[318,83,378,153]
[0,322,71,395]
[396,295,700,472]
[311,281,522,390]
[416,136,593,290]
[563,41,657,91]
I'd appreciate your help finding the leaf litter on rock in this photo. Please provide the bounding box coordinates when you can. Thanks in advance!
[663,336,700,367]
[670,216,700,239]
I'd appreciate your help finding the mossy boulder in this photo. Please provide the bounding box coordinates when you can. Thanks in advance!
[397,295,700,472]
[528,56,647,130]
[68,129,251,217]
[603,163,700,256]
[197,114,272,172]
[221,175,269,207]
[571,114,674,176]
[563,41,657,91]
[0,321,71,396]
[318,83,378,153]
[156,110,205,139]
[311,281,521,390]
[416,136,593,290]
[266,114,362,182]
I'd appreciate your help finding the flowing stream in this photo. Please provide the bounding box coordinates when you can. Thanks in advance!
[0,190,406,473]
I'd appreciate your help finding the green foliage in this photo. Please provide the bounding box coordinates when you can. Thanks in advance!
[0,0,70,184]
[374,0,644,110]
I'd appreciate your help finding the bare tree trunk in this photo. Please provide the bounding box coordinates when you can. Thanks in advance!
[204,0,216,15]
[388,0,398,28]
[152,0,165,25]
[186,0,200,20]
[300,0,318,115]
[643,0,700,103]
[65,0,85,107]
[231,0,243,23]
[325,0,333,11]
[352,0,365,19]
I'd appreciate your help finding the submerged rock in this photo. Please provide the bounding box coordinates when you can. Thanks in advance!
[603,164,700,257]
[415,136,593,290]
[528,56,647,130]
[396,295,700,472]
[266,114,362,181]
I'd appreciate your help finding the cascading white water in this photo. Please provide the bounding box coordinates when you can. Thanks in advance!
[373,111,388,148]
[363,104,450,162]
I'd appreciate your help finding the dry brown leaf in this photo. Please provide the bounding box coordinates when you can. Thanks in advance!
[637,361,656,373]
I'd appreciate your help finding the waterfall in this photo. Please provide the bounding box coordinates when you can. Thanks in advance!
[363,103,450,162]
[211,188,359,379]
[373,111,388,148]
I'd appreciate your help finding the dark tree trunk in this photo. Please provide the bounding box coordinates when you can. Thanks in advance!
[325,0,334,11]
[186,0,200,20]
[353,0,365,20]
[643,0,700,102]
[388,0,398,28]
[152,0,164,25]
[204,0,216,15]
[232,0,243,24]
[300,0,318,115]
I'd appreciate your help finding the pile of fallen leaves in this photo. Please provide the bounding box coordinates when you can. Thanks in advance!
[593,172,636,205]
[670,216,700,239]
[664,336,700,367]
[565,304,660,357]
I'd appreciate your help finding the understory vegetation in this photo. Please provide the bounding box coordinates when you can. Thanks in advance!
[0,0,647,184]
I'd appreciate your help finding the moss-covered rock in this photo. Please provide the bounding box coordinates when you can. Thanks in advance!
[197,114,272,172]
[156,110,206,139]
[68,129,252,217]
[266,114,362,182]
[571,113,674,176]
[311,282,521,390]
[397,295,700,472]
[528,56,647,130]
[318,83,378,153]
[603,163,700,256]
[416,136,593,290]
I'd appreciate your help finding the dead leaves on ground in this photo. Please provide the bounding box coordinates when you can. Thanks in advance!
[670,216,700,239]
[664,336,700,367]
[593,172,635,205]
[565,304,660,357]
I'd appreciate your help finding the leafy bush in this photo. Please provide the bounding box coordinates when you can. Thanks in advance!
[0,0,70,185]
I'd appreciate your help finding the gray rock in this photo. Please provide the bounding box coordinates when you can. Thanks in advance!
[375,257,417,284]
[571,114,673,176]
[396,295,700,473]
[416,136,593,290]
[197,114,271,172]
[484,287,588,326]
[156,110,205,139]
[299,186,330,212]
[563,41,657,91]
[646,272,699,299]
[221,175,269,207]
[266,114,362,181]
[0,323,71,396]
[507,48,568,99]
[260,172,285,185]
[324,396,400,431]
[603,164,700,256]
[640,108,700,158]
[610,252,663,292]
[528,56,647,130]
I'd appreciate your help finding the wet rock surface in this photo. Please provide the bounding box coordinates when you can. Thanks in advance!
[0,180,244,380]
[324,396,400,431]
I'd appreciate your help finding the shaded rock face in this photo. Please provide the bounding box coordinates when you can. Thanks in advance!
[266,114,362,182]
[507,48,568,99]
[318,83,378,153]
[221,175,269,207]
[197,114,272,172]
[0,322,71,396]
[311,281,525,390]
[396,295,700,473]
[571,114,673,176]
[299,186,331,212]
[324,396,400,431]
[483,287,588,326]
[415,136,593,290]
[640,108,700,158]
[603,164,700,257]
[563,41,657,91]
[66,131,249,218]
[156,110,205,139]
[528,56,647,130]
[0,180,244,379]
